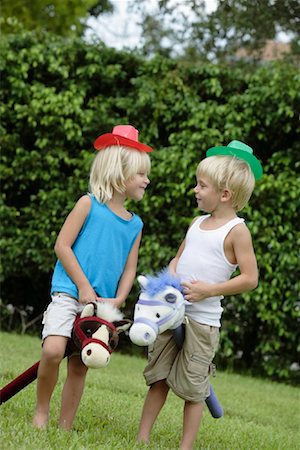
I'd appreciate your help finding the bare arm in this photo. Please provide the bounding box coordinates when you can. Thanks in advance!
[54,195,96,304]
[182,224,258,302]
[98,231,142,309]
[169,239,186,275]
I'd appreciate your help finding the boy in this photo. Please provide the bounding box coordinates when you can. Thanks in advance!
[138,140,262,450]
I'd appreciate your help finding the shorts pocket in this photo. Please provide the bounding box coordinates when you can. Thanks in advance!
[147,343,154,363]
[42,311,47,325]
[42,303,53,325]
[188,353,210,382]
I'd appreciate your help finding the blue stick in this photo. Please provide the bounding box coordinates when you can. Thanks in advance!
[206,384,224,418]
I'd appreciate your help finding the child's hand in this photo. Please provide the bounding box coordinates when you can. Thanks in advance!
[96,297,119,308]
[78,285,97,304]
[181,280,212,302]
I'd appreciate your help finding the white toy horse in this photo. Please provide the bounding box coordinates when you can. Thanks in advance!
[129,270,224,419]
[129,271,185,347]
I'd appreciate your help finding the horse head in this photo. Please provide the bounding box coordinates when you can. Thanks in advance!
[72,302,132,369]
[129,270,185,346]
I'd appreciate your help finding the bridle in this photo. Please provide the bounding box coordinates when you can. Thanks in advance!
[133,294,183,334]
[73,304,119,354]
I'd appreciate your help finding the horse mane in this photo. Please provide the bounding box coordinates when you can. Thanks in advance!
[143,269,183,297]
[96,302,124,322]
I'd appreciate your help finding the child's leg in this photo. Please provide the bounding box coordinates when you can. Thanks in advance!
[138,380,169,443]
[180,401,204,450]
[59,354,88,430]
[32,335,68,428]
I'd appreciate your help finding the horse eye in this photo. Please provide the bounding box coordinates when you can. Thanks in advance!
[156,313,160,318]
[165,293,177,303]
[86,328,92,337]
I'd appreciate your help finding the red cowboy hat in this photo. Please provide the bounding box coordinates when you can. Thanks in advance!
[94,125,153,153]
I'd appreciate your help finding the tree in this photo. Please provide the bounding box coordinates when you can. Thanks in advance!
[193,0,300,61]
[0,0,113,37]
[131,0,300,61]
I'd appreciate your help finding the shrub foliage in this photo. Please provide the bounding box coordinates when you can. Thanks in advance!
[1,30,299,382]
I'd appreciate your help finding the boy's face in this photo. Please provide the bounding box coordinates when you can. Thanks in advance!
[194,175,221,213]
[124,172,150,201]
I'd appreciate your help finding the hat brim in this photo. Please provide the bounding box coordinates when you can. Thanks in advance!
[94,133,153,153]
[206,146,263,180]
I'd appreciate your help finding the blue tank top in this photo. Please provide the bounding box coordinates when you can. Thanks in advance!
[51,195,143,299]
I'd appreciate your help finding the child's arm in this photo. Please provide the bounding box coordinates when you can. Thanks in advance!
[97,231,142,309]
[182,224,258,302]
[169,239,186,275]
[54,195,97,304]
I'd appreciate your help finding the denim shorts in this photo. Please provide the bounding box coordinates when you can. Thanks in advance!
[42,292,84,341]
[143,317,219,403]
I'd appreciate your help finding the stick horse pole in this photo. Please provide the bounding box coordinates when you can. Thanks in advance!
[0,302,131,404]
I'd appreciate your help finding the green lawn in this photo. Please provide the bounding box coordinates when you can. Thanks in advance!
[0,332,299,449]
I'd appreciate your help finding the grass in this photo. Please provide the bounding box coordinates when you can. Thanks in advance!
[0,331,299,449]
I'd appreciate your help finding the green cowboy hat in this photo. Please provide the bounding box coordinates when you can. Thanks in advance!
[206,140,263,180]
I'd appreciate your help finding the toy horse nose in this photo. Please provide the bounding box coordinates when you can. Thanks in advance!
[81,345,110,369]
[129,324,157,346]
[165,293,177,303]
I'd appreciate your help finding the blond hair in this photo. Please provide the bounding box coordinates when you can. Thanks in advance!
[89,145,151,204]
[197,155,255,211]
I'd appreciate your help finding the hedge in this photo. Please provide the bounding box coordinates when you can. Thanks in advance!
[0,29,299,382]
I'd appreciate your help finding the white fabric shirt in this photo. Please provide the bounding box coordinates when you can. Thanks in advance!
[176,215,244,327]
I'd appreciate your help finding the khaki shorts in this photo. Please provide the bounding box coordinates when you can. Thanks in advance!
[42,293,84,341]
[143,317,219,403]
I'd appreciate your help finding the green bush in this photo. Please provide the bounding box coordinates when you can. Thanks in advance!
[1,30,299,382]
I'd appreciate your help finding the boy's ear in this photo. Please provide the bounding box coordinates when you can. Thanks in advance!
[221,189,232,202]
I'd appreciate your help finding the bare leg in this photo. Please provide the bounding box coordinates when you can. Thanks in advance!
[59,355,88,430]
[180,401,204,450]
[32,336,67,429]
[137,380,169,443]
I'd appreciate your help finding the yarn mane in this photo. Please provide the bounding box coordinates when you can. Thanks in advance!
[143,269,183,297]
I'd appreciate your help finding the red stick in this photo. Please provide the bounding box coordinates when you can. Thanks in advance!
[0,361,40,404]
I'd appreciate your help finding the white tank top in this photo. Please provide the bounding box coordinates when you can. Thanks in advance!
[176,215,245,327]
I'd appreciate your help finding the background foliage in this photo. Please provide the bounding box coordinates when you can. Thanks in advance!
[0,29,299,383]
[0,0,113,37]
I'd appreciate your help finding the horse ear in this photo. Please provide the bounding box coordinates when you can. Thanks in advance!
[114,319,132,334]
[137,275,148,289]
[80,302,96,318]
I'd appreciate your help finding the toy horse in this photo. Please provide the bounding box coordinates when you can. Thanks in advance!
[129,270,224,419]
[129,271,185,347]
[0,302,131,404]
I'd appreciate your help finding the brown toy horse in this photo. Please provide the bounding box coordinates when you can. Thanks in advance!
[0,302,131,404]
